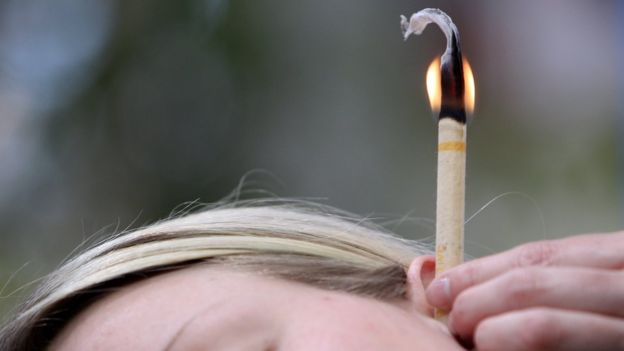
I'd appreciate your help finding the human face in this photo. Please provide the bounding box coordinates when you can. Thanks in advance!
[51,260,465,350]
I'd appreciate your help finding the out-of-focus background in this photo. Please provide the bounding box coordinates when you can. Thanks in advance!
[0,0,622,316]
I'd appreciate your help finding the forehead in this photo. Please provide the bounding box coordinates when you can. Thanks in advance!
[49,265,411,350]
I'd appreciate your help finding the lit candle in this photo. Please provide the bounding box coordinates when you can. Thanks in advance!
[401,8,475,323]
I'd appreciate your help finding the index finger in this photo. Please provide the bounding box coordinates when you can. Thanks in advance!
[425,231,624,310]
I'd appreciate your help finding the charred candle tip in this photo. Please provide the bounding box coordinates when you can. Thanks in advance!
[401,8,468,124]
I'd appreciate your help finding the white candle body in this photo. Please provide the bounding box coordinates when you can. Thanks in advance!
[435,118,466,321]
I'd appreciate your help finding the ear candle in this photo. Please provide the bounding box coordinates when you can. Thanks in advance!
[401,8,474,323]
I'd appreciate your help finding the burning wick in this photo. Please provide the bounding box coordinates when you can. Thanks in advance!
[401,8,475,323]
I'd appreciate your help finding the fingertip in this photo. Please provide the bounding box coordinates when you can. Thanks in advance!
[425,276,452,309]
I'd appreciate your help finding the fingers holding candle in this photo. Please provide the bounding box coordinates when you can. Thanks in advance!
[426,232,624,309]
[448,267,624,340]
[425,232,624,348]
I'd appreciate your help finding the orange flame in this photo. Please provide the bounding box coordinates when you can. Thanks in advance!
[426,57,475,116]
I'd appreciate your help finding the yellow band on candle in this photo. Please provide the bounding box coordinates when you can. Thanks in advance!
[438,141,466,152]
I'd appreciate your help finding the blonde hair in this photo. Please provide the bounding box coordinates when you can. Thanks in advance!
[0,201,431,350]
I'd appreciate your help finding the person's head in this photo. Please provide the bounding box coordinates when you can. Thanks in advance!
[0,201,463,350]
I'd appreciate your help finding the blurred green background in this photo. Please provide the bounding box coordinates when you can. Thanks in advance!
[1,0,622,317]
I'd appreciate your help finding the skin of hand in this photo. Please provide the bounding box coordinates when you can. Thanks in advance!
[426,231,624,351]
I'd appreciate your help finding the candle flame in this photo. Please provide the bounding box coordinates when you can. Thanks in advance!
[463,59,475,115]
[426,58,442,114]
[426,57,475,116]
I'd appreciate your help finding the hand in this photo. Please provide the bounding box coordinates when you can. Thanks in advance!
[425,232,624,351]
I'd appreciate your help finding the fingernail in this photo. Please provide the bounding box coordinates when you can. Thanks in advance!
[426,277,451,309]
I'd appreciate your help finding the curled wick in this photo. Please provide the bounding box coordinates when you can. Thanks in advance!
[401,8,466,123]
